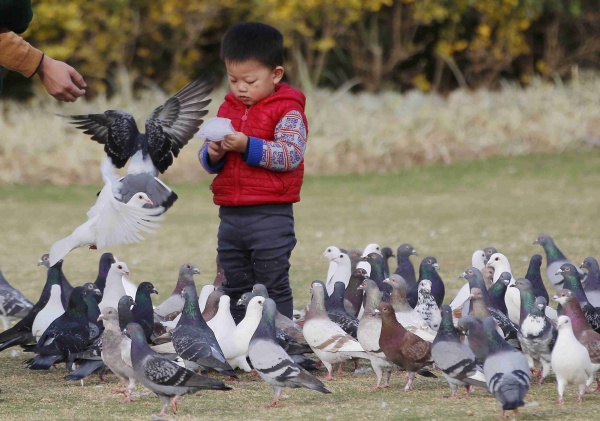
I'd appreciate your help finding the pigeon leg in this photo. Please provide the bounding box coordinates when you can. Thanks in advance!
[158,395,170,416]
[404,372,416,392]
[267,387,282,407]
[170,395,182,413]
[337,363,344,373]
[122,390,134,403]
[321,362,335,381]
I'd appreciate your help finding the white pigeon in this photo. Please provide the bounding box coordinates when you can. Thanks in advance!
[31,284,65,340]
[362,243,382,257]
[551,315,594,404]
[97,262,130,311]
[303,281,369,380]
[48,176,164,266]
[218,295,265,372]
[450,250,487,314]
[198,284,215,313]
[322,245,342,284]
[207,295,237,344]
[324,252,352,296]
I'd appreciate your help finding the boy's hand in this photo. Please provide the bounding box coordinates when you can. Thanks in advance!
[222,131,249,153]
[207,141,226,165]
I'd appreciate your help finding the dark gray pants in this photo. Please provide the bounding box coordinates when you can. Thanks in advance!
[217,204,296,323]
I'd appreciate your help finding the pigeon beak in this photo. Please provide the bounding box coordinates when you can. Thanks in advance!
[469,294,475,300]
[580,262,585,269]
[433,263,440,270]
[555,269,564,275]
[236,298,244,306]
[152,288,158,295]
[37,260,44,266]
[193,268,201,275]
[532,239,539,245]
[94,289,102,296]
[146,198,154,205]
[373,309,380,315]
[412,250,418,256]
[552,295,559,302]
[459,272,467,279]
[97,314,105,322]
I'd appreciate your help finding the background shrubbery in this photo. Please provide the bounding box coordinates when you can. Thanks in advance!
[3,0,600,97]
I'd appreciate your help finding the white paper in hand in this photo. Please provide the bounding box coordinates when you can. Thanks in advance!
[196,117,235,142]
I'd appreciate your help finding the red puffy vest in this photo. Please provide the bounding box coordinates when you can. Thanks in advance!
[210,83,307,206]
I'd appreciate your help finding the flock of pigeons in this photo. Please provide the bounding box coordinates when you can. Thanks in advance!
[1,234,600,417]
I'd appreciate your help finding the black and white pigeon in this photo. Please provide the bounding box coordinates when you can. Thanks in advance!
[408,257,444,309]
[0,262,64,352]
[533,233,584,289]
[98,307,136,402]
[461,316,530,418]
[91,252,117,296]
[48,182,164,266]
[125,322,231,416]
[556,263,600,333]
[511,279,556,384]
[0,269,33,330]
[58,78,213,211]
[551,315,594,404]
[414,279,441,331]
[31,284,64,341]
[393,243,418,291]
[431,305,487,398]
[37,254,72,308]
[154,263,201,320]
[581,256,600,307]
[171,285,236,378]
[248,298,331,407]
[27,286,91,371]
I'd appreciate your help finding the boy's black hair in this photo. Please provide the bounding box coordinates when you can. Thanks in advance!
[221,22,284,68]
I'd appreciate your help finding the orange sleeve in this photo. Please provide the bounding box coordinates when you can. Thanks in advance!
[0,29,44,77]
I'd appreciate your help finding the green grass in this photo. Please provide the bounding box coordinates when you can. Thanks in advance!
[2,151,600,420]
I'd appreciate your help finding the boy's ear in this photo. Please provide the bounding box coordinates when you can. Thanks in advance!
[272,66,284,84]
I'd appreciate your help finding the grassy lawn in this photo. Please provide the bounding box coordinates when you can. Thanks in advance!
[1,151,600,420]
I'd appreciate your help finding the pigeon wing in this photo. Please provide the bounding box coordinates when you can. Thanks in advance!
[58,111,139,168]
[145,78,213,173]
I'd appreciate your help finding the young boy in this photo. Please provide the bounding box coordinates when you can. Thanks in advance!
[198,22,308,323]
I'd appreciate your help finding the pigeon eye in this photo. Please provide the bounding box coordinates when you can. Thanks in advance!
[118,265,123,269]
[327,248,331,252]
[468,270,473,274]
[339,254,343,258]
[138,194,143,199]
[186,264,191,268]
[566,267,570,271]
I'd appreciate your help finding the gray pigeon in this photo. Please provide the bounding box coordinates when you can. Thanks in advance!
[154,263,201,320]
[171,285,236,377]
[533,233,584,289]
[98,307,136,402]
[0,269,34,330]
[479,317,531,418]
[248,298,331,407]
[431,305,487,398]
[125,322,231,415]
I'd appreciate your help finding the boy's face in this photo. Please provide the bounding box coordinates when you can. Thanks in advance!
[225,59,284,107]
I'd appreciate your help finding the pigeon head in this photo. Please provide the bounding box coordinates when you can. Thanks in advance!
[397,243,417,257]
[556,315,572,330]
[418,279,432,293]
[124,322,146,342]
[127,192,154,207]
[138,281,158,295]
[581,256,599,272]
[381,246,394,260]
[309,281,327,312]
[483,246,498,261]
[459,266,483,284]
[552,288,574,305]
[117,295,135,311]
[511,278,532,292]
[252,283,269,299]
[469,287,485,302]
[111,262,130,276]
[321,245,341,260]
[237,291,256,308]
[533,234,551,246]
[38,253,50,268]
[352,268,369,283]
[485,253,510,271]
[362,243,381,257]
[98,307,118,323]
[247,295,266,314]
[83,282,103,302]
[180,263,201,276]
[556,263,579,279]
[456,315,483,337]
[383,274,407,291]
[181,285,198,301]
[497,272,512,285]
[420,257,440,272]
[533,296,547,315]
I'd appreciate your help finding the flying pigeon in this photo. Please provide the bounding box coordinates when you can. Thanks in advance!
[48,180,163,266]
[0,269,33,330]
[551,315,594,404]
[124,322,230,416]
[533,233,584,289]
[303,281,369,381]
[248,298,331,407]
[58,78,213,211]
[431,305,487,398]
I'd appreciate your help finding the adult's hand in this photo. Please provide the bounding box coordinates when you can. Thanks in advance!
[36,55,86,102]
